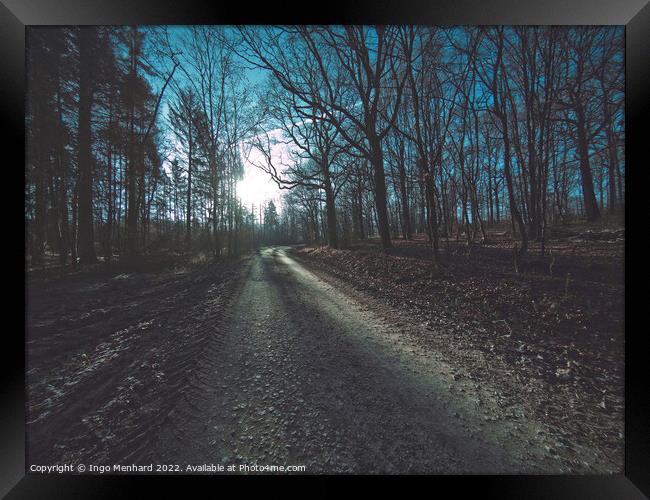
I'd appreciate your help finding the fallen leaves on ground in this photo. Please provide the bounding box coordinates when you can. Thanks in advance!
[293,224,624,469]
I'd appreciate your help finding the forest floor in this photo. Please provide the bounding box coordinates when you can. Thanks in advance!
[292,222,625,473]
[25,223,624,473]
[26,255,245,467]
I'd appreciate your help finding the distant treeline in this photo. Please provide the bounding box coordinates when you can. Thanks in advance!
[26,26,624,266]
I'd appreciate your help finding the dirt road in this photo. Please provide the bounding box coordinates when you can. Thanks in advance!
[27,247,587,473]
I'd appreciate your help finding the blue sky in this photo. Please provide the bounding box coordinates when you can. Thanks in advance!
[150,26,283,209]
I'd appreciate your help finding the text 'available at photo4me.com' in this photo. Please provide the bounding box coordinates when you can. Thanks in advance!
[29,463,307,474]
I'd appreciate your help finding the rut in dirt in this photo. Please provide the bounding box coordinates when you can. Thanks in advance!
[136,247,514,473]
[28,247,518,473]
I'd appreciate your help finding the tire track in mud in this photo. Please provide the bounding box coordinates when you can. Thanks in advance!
[145,247,515,473]
[26,260,246,466]
[29,247,547,473]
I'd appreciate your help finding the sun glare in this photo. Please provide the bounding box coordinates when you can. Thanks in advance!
[238,132,290,209]
[237,164,280,209]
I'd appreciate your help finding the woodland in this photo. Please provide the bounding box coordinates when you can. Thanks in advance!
[26,26,624,268]
[25,25,626,473]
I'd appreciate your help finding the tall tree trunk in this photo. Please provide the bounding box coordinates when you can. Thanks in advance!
[575,106,601,222]
[369,134,392,249]
[356,184,365,240]
[126,29,140,257]
[494,41,528,261]
[321,164,339,249]
[494,177,501,223]
[502,122,528,260]
[77,27,97,264]
[397,156,412,240]
[104,91,114,263]
[55,71,71,266]
[71,182,78,266]
[104,146,113,262]
[212,184,220,258]
[604,101,619,214]
[33,110,47,267]
[185,122,193,251]
[527,143,540,240]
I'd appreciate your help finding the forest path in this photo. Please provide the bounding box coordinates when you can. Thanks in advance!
[147,246,523,473]
[28,246,564,473]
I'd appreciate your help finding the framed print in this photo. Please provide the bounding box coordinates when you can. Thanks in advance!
[2,0,647,496]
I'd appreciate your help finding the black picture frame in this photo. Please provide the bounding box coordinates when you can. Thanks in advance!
[2,0,647,496]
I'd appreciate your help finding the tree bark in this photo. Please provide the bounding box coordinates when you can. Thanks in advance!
[185,119,193,252]
[575,106,601,222]
[77,27,97,264]
[603,101,619,214]
[397,154,412,240]
[322,165,339,249]
[369,135,392,249]
[126,29,140,258]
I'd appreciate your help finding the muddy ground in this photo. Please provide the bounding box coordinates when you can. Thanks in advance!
[293,225,624,473]
[26,234,623,474]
